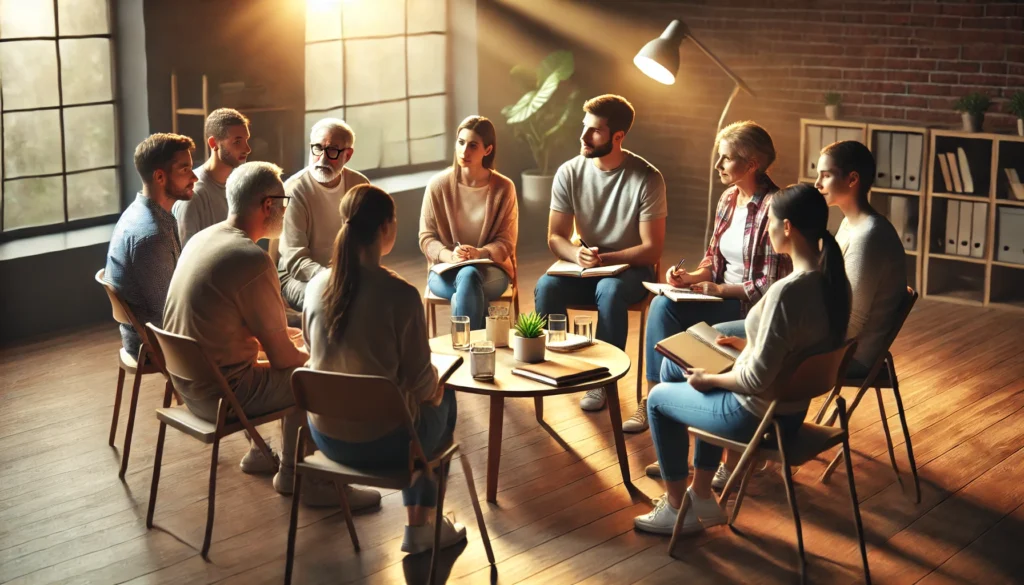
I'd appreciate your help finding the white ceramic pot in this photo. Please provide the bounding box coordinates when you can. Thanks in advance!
[825,104,839,121]
[1017,118,1023,137]
[962,112,984,133]
[512,332,546,363]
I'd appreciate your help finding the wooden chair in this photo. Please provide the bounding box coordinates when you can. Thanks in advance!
[94,269,166,479]
[815,286,920,503]
[285,368,494,585]
[424,258,521,338]
[668,340,870,585]
[145,323,291,559]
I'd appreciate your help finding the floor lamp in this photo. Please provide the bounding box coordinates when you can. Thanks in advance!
[634,19,756,247]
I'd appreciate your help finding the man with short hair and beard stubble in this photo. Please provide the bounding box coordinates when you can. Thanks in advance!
[277,118,369,311]
[162,161,381,510]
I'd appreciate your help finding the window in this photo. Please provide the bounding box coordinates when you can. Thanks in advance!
[0,0,118,241]
[304,0,450,175]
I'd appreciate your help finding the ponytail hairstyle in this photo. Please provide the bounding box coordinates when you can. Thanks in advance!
[452,115,497,177]
[716,120,777,180]
[321,184,396,342]
[821,140,875,205]
[771,183,851,346]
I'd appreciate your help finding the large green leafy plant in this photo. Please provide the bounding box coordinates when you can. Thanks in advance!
[501,50,580,176]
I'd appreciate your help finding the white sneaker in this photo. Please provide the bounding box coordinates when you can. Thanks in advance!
[401,515,467,554]
[273,466,381,510]
[622,399,649,433]
[239,445,280,475]
[711,464,732,491]
[633,489,726,536]
[579,388,607,411]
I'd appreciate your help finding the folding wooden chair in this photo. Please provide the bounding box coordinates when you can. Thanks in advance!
[145,323,292,559]
[814,287,920,504]
[285,368,494,585]
[424,257,521,338]
[95,269,167,478]
[668,340,870,585]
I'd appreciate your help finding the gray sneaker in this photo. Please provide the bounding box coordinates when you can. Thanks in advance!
[622,399,649,433]
[579,388,607,411]
[711,464,732,491]
[240,445,280,475]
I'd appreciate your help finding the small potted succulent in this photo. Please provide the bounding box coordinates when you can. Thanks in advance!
[824,92,842,121]
[1009,91,1024,137]
[512,311,547,363]
[954,92,992,133]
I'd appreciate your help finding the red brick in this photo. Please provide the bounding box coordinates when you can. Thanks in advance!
[929,72,959,84]
[961,16,1010,30]
[905,108,956,124]
[908,83,952,96]
[932,15,963,28]
[928,97,959,111]
[883,94,929,108]
[912,2,942,15]
[982,62,1009,75]
[940,4,985,17]
[919,46,960,60]
[862,93,884,105]
[986,4,1019,17]
[1008,47,1024,63]
[962,45,1005,61]
[959,73,1008,87]
[886,70,929,83]
[887,46,918,58]
[938,61,981,73]
[905,59,938,71]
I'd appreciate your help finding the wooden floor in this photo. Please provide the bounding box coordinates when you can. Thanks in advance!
[3,246,1024,585]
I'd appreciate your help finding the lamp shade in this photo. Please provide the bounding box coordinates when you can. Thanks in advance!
[633,19,687,85]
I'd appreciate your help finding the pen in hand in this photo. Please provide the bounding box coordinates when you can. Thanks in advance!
[673,258,686,273]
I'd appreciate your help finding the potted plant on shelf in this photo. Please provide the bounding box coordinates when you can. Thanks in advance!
[953,92,991,133]
[824,92,842,121]
[511,311,547,363]
[1009,91,1024,137]
[501,50,580,223]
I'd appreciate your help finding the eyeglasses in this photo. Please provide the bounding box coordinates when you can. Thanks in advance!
[265,195,291,208]
[310,144,350,160]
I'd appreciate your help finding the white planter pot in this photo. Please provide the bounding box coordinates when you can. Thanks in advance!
[825,104,839,121]
[1018,118,1023,137]
[521,170,554,211]
[962,112,984,133]
[512,332,546,363]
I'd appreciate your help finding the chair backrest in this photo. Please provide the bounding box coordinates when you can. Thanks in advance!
[878,286,918,356]
[146,323,228,388]
[770,340,858,403]
[96,268,155,351]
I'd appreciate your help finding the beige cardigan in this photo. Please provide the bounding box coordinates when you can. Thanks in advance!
[418,167,518,279]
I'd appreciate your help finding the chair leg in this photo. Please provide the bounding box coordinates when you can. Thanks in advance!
[427,463,450,585]
[777,429,806,585]
[812,387,840,425]
[727,458,758,526]
[201,437,220,559]
[109,367,127,446]
[284,469,303,585]
[842,431,872,584]
[635,307,646,403]
[118,366,145,479]
[430,304,438,338]
[875,387,905,492]
[336,481,361,551]
[146,421,167,529]
[667,489,692,557]
[459,452,495,565]
[820,448,844,484]
[890,364,920,504]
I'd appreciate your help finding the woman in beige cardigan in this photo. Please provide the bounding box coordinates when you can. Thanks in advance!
[419,115,518,329]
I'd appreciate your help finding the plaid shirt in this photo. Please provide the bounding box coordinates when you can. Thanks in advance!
[697,176,792,313]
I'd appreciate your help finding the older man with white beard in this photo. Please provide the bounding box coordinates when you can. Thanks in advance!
[277,118,369,311]
[162,161,382,510]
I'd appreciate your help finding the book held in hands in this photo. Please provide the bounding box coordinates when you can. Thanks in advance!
[547,260,629,278]
[654,321,740,375]
[642,282,723,302]
[430,258,495,275]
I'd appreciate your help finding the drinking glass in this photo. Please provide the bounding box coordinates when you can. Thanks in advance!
[573,315,594,343]
[547,314,567,342]
[470,341,496,380]
[451,316,471,350]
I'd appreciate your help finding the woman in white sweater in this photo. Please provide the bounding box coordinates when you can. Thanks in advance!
[634,183,851,537]
[303,184,466,555]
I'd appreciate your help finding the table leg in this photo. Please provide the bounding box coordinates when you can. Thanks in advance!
[534,396,544,422]
[486,395,505,503]
[605,384,632,488]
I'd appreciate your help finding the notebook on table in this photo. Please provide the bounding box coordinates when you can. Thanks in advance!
[431,353,464,385]
[643,282,723,302]
[511,356,609,387]
[654,321,740,375]
[547,260,628,278]
[430,258,495,275]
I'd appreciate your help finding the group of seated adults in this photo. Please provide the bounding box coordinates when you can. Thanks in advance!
[104,92,906,554]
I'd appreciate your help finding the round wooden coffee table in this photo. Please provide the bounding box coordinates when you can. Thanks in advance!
[430,329,632,503]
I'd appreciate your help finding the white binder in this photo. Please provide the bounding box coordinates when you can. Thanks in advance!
[806,125,822,178]
[957,147,974,194]
[891,133,908,190]
[957,200,973,256]
[945,200,960,254]
[904,199,918,251]
[997,207,1024,264]
[837,127,862,143]
[969,202,987,258]
[905,134,924,191]
[875,132,892,188]
[890,196,908,250]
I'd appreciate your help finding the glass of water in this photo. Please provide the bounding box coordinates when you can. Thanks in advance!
[470,341,496,380]
[451,315,471,350]
[547,314,567,343]
[574,315,594,343]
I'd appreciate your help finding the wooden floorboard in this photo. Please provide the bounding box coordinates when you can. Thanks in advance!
[1,244,1022,584]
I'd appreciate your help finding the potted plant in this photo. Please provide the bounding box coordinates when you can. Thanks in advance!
[954,92,992,133]
[501,50,580,222]
[1009,91,1024,137]
[511,311,547,363]
[824,92,842,121]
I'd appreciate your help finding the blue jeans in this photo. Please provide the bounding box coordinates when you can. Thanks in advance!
[644,296,743,383]
[534,265,653,350]
[648,359,806,481]
[308,388,458,507]
[428,265,510,330]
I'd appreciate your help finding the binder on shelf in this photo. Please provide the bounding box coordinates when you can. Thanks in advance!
[1005,168,1024,201]
[891,133,908,190]
[946,152,964,193]
[905,133,924,191]
[945,200,960,254]
[821,126,838,149]
[996,207,1024,264]
[969,202,987,259]
[805,125,822,177]
[904,200,919,251]
[938,154,953,192]
[837,127,862,143]
[890,196,917,251]
[957,199,973,256]
[875,132,892,188]
[957,147,974,194]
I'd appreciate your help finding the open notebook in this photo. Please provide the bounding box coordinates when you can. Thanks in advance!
[643,282,723,302]
[654,321,740,375]
[431,353,464,384]
[430,258,495,275]
[547,260,628,278]
[511,355,609,387]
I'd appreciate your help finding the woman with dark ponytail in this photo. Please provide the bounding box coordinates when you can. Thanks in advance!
[302,184,468,555]
[635,183,851,538]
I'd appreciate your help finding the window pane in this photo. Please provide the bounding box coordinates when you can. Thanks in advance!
[345,38,405,105]
[63,104,115,171]
[67,168,117,220]
[0,1,55,38]
[304,41,343,111]
[345,101,408,170]
[407,35,445,96]
[58,0,109,35]
[410,135,446,165]
[3,110,63,178]
[342,0,404,38]
[305,0,341,42]
[408,0,446,33]
[3,176,64,230]
[0,41,60,110]
[409,95,445,139]
[59,38,112,104]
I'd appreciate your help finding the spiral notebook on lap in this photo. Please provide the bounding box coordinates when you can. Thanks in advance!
[643,282,723,302]
[654,321,740,375]
[547,260,629,278]
[430,258,495,275]
[511,356,609,387]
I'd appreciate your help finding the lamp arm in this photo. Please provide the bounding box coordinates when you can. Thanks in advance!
[704,83,742,246]
[685,33,756,98]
